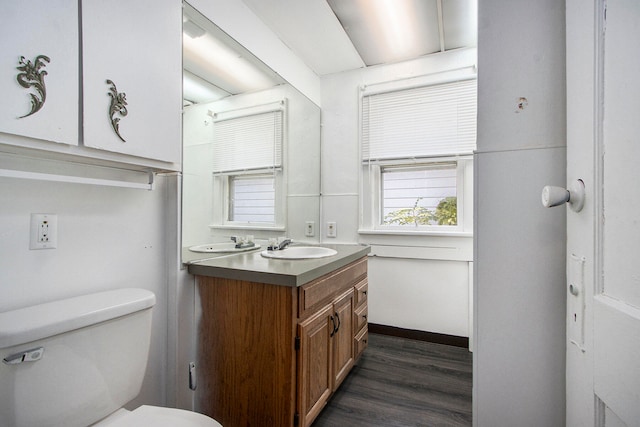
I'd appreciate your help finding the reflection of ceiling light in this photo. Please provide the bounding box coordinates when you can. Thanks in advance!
[183,31,283,95]
[183,70,230,104]
[183,19,206,39]
[182,4,286,103]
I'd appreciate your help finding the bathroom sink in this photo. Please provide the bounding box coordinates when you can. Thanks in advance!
[260,246,337,259]
[189,243,260,253]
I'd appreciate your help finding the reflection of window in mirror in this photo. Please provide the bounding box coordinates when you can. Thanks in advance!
[211,101,286,229]
[181,3,321,253]
[228,174,275,223]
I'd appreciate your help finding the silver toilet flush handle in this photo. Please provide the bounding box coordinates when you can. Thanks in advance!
[542,179,585,212]
[3,347,44,365]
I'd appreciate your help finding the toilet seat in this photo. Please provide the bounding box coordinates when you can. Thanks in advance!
[93,405,222,427]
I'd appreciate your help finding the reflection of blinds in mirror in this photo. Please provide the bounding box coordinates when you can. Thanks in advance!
[212,110,283,173]
[362,78,477,162]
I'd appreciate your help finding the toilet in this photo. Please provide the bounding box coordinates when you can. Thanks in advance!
[0,288,221,427]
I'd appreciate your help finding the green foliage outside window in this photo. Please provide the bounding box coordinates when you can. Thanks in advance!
[433,197,457,225]
[384,197,457,226]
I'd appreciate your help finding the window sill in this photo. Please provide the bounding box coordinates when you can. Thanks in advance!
[358,229,473,238]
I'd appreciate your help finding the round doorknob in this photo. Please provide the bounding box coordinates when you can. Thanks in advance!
[541,179,585,212]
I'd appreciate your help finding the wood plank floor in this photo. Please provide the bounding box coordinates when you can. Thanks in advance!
[312,333,472,427]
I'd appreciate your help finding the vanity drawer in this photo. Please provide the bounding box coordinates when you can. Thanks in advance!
[354,303,368,333]
[354,326,368,360]
[354,278,368,308]
[298,257,367,318]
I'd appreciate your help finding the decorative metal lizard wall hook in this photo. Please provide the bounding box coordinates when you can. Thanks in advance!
[16,55,50,118]
[106,79,128,142]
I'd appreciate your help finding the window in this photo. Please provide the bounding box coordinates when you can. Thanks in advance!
[360,72,476,234]
[210,101,286,229]
[228,174,275,223]
[381,162,458,227]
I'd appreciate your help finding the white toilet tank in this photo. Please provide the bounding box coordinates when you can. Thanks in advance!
[0,288,156,427]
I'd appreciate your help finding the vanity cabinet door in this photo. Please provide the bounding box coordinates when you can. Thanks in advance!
[0,0,79,145]
[332,288,354,391]
[297,304,333,427]
[81,0,182,165]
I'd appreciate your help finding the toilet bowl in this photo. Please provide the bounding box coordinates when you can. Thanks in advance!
[0,288,222,427]
[92,406,221,427]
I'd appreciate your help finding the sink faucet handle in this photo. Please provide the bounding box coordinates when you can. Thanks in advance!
[267,238,278,250]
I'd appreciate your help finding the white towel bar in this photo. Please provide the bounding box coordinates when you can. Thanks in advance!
[0,168,154,190]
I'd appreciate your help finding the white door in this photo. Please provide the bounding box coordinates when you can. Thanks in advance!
[566,0,640,426]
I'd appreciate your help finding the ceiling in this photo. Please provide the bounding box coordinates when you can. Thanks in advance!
[241,0,477,76]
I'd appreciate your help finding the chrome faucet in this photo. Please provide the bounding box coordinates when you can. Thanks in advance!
[278,239,292,250]
[268,238,292,251]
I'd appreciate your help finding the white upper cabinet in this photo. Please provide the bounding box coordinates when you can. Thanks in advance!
[0,0,79,145]
[81,0,182,165]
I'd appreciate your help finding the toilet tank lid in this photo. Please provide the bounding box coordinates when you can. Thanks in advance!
[0,288,156,349]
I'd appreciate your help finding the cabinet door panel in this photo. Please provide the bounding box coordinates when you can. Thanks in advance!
[297,304,333,427]
[332,288,354,391]
[0,0,79,145]
[81,0,181,164]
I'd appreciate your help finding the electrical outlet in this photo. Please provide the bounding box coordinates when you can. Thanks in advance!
[327,221,337,238]
[30,213,57,250]
[305,221,315,237]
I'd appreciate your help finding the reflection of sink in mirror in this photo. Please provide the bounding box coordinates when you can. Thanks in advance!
[189,243,261,253]
[180,4,321,265]
[261,247,337,259]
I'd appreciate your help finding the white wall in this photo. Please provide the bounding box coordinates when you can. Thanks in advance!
[474,0,566,425]
[0,155,177,408]
[320,48,476,338]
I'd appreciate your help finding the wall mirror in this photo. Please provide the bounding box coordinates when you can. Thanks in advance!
[181,2,321,263]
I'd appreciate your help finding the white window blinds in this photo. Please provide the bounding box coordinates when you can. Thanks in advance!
[361,78,477,162]
[212,110,283,173]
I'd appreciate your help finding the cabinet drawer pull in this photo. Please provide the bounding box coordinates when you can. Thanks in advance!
[106,79,128,142]
[16,54,50,118]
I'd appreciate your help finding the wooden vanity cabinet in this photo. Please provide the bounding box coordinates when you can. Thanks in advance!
[297,287,355,427]
[196,257,367,427]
